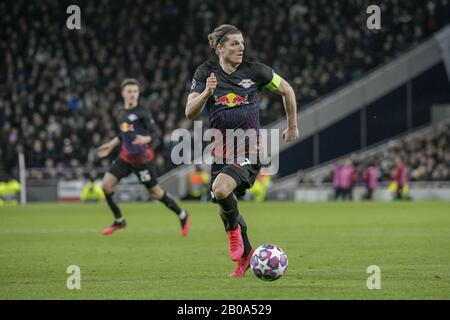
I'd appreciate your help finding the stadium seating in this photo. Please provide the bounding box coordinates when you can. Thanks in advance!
[1,0,449,181]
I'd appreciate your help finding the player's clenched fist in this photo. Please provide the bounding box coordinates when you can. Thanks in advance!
[282,126,299,142]
[205,72,217,97]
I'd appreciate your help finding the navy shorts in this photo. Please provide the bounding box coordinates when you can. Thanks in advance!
[108,157,159,189]
[210,161,261,198]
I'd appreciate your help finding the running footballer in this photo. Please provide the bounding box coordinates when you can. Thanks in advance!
[98,79,190,236]
[185,25,299,277]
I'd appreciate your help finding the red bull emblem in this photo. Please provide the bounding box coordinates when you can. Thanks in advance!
[215,93,249,107]
[120,122,134,133]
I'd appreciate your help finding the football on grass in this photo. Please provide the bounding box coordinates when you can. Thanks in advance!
[250,244,288,281]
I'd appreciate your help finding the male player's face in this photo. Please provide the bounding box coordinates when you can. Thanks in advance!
[122,84,140,108]
[219,33,244,64]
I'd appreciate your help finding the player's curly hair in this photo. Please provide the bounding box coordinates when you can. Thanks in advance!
[208,24,241,53]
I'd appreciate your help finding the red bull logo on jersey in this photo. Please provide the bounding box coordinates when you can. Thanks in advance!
[214,93,249,107]
[120,122,135,133]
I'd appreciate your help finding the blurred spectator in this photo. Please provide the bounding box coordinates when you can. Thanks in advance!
[80,178,105,203]
[339,160,357,200]
[392,156,410,200]
[28,140,45,168]
[363,163,379,200]
[297,170,313,185]
[185,165,210,201]
[0,178,21,206]
[332,161,343,200]
[247,173,271,202]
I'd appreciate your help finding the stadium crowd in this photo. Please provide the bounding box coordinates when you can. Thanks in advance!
[1,0,449,181]
[320,121,450,193]
[371,123,450,182]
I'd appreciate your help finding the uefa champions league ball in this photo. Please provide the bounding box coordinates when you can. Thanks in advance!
[250,244,288,281]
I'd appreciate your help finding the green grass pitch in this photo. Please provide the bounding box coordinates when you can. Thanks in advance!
[0,201,449,299]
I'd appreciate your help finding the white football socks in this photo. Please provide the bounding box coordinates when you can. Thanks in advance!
[179,210,187,220]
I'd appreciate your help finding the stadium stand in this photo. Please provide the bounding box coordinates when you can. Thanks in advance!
[322,120,450,183]
[266,118,450,201]
[1,0,450,183]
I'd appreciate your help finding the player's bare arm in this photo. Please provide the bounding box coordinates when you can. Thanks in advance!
[98,137,121,158]
[272,78,299,142]
[185,72,217,120]
[132,135,152,145]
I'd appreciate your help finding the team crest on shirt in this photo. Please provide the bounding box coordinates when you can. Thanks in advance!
[128,114,138,121]
[120,122,135,132]
[238,79,255,89]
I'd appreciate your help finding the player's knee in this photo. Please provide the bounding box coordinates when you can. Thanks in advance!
[149,186,164,199]
[212,184,231,200]
[102,184,113,195]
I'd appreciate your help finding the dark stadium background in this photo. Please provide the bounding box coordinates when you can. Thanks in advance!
[1,0,449,191]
